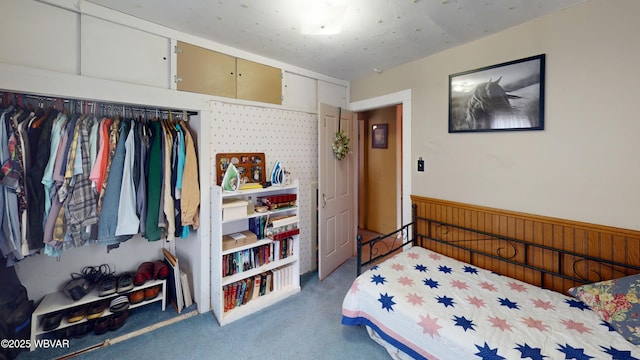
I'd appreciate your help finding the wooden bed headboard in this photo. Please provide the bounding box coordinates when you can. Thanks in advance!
[411,196,640,294]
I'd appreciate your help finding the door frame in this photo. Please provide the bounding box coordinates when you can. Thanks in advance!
[350,89,412,227]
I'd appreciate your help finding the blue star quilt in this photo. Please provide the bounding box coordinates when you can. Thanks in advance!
[342,247,640,360]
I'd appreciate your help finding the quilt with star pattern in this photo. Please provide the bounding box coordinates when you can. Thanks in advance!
[341,246,640,360]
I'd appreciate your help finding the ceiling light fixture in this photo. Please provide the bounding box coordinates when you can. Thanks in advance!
[300,0,347,35]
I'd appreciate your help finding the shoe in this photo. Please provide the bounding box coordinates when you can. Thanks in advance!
[144,286,161,301]
[109,296,130,313]
[74,320,93,339]
[128,289,145,304]
[66,305,88,323]
[57,325,76,339]
[41,312,64,331]
[109,310,128,331]
[154,260,169,280]
[98,276,117,297]
[93,316,111,335]
[63,278,92,301]
[86,301,108,320]
[116,273,134,293]
[134,262,154,286]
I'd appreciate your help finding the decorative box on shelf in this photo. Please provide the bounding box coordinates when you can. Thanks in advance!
[222,230,258,251]
[222,199,248,221]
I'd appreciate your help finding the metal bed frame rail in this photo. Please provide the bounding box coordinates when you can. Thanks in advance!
[357,204,640,290]
[356,220,416,276]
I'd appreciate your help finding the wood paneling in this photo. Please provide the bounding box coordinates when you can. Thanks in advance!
[176,41,282,104]
[176,41,236,98]
[411,195,640,294]
[236,58,282,104]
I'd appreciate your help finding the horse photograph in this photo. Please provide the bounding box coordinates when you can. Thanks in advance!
[448,54,545,133]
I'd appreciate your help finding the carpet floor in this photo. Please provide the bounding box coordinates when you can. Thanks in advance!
[20,257,390,360]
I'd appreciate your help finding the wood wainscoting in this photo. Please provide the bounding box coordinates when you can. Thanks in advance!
[411,195,640,294]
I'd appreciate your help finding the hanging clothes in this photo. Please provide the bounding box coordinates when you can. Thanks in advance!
[180,120,200,232]
[145,120,163,242]
[0,92,201,262]
[0,106,23,265]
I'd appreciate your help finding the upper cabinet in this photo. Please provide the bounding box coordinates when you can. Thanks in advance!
[82,16,170,89]
[176,41,282,105]
[176,41,236,98]
[236,58,282,105]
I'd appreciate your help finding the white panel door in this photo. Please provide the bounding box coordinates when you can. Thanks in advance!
[318,103,356,280]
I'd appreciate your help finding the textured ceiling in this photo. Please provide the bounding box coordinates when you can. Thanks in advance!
[87,0,587,81]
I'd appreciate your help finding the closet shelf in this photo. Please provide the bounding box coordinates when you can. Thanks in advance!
[30,279,166,350]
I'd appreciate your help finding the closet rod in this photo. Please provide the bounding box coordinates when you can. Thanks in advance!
[0,90,198,118]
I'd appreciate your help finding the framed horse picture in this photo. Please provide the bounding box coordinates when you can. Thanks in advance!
[448,54,545,133]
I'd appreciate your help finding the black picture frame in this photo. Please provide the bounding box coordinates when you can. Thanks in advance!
[372,123,388,149]
[448,54,545,133]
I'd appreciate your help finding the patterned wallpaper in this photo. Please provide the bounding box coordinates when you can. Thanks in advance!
[209,101,318,273]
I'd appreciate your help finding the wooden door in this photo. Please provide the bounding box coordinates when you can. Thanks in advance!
[318,103,356,280]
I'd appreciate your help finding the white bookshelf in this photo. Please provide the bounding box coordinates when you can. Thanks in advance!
[210,180,301,325]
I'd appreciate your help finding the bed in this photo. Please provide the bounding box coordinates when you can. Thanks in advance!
[342,200,640,359]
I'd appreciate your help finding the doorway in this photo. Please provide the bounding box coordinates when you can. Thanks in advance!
[351,89,412,234]
[357,105,402,235]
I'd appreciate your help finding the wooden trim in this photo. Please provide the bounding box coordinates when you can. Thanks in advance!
[410,195,640,294]
[411,195,640,237]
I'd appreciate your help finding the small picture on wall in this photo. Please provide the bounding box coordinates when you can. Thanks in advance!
[372,123,388,149]
[448,54,545,133]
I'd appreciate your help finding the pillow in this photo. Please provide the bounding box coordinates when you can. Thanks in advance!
[568,273,640,345]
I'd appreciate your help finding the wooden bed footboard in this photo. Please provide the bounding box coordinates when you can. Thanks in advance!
[411,196,640,294]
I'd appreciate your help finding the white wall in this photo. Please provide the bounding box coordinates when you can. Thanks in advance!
[209,102,318,273]
[350,0,640,231]
[1,0,348,308]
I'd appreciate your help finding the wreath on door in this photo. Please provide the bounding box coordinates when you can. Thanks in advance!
[331,107,350,160]
[332,130,350,160]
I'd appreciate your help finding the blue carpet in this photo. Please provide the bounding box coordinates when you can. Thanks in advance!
[20,257,390,359]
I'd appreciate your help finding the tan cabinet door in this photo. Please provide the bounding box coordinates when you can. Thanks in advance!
[176,41,236,98]
[236,58,282,105]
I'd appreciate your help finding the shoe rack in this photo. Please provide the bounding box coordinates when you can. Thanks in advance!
[210,180,301,326]
[29,279,166,351]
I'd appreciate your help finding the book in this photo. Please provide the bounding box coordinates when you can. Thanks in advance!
[243,277,253,305]
[259,273,267,296]
[252,275,261,300]
[239,182,263,190]
[270,228,299,241]
[265,271,272,295]
[230,282,238,310]
[236,281,246,307]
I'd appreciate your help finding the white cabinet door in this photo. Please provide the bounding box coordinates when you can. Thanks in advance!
[81,16,170,88]
[0,0,78,74]
[282,72,317,112]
